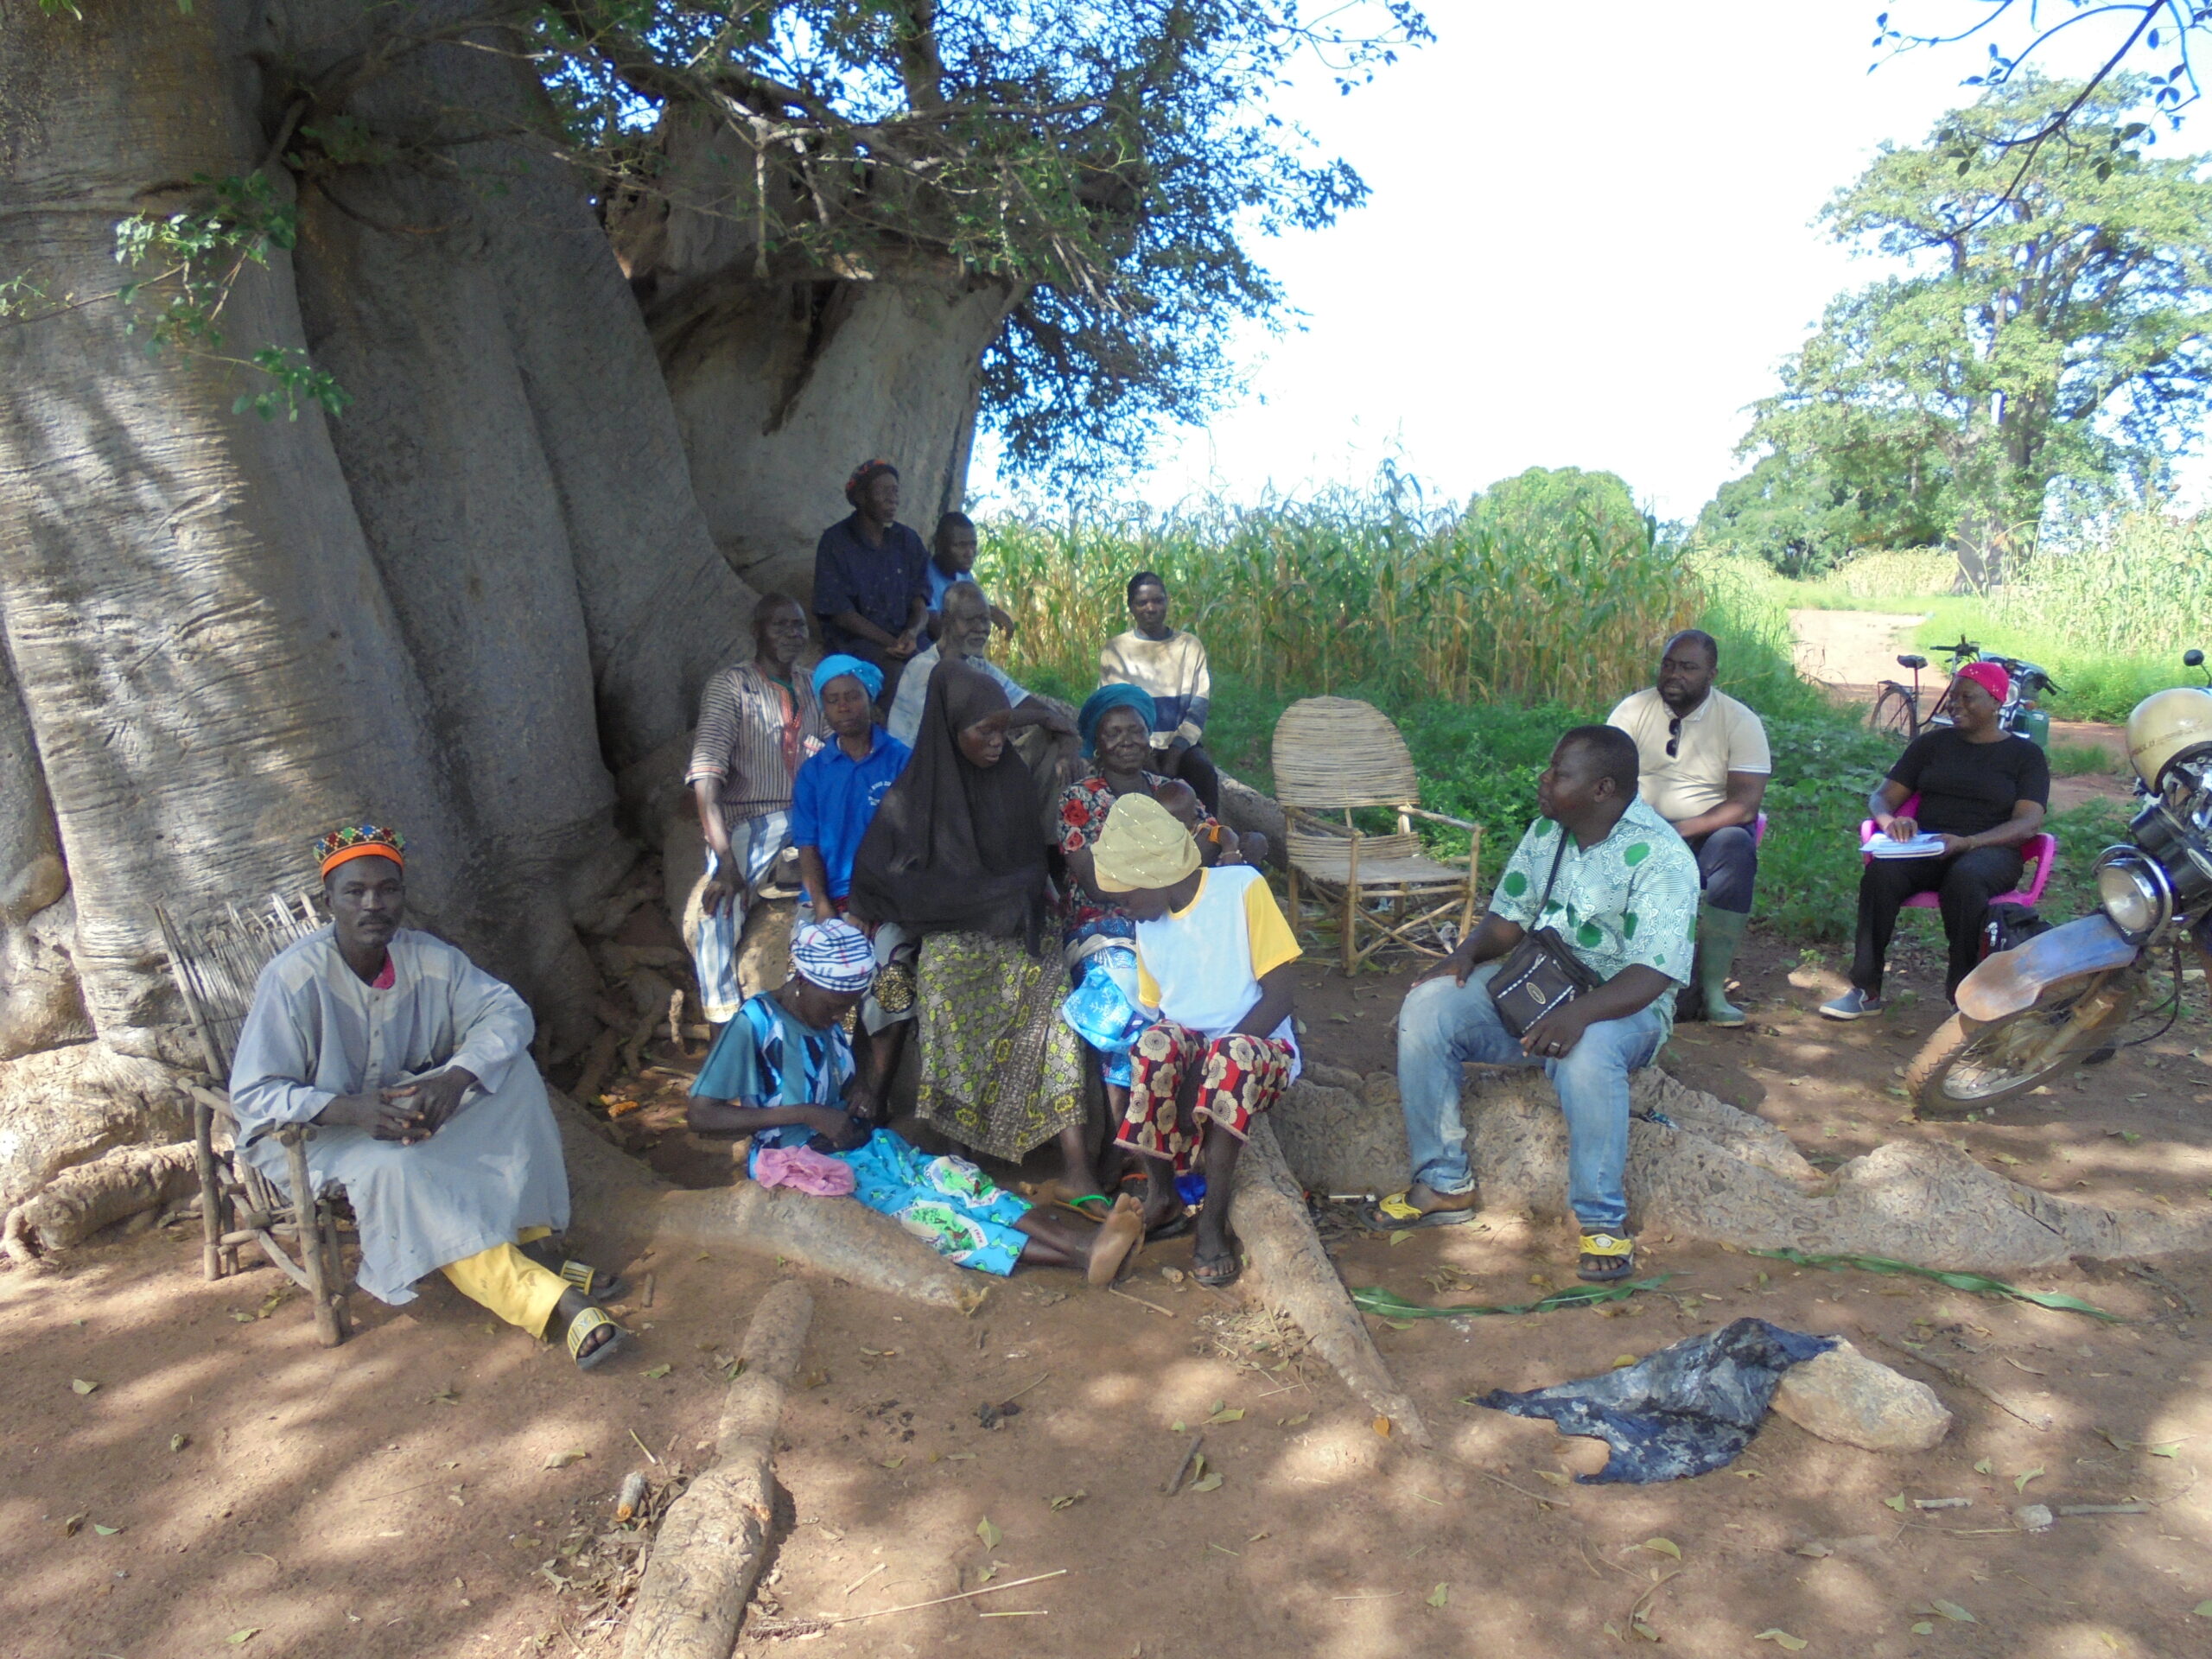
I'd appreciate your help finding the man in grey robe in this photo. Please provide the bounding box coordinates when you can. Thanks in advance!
[228,823,627,1367]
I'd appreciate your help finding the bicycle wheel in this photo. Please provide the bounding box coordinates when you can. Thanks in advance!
[1868,683,1917,741]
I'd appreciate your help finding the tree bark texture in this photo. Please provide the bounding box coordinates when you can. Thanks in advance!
[610,110,1022,601]
[0,1,1007,1206]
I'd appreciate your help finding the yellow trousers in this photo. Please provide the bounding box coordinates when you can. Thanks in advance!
[439,1225,567,1338]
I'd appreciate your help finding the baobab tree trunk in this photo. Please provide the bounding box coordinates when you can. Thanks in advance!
[0,0,1025,1216]
[608,109,1025,601]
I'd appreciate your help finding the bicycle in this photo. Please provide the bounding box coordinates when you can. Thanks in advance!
[1866,636,2057,745]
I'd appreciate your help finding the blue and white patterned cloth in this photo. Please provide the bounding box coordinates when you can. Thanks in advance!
[1058,946,1151,1087]
[1474,1318,1836,1483]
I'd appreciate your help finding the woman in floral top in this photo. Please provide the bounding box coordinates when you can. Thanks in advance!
[1060,690,1178,950]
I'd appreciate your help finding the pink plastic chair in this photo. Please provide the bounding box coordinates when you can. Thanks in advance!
[1856,792,2056,911]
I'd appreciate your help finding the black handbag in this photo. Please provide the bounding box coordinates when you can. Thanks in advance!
[1487,830,1602,1040]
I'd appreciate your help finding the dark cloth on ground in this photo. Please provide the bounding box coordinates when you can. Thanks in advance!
[1682,824,1758,915]
[1885,727,2050,837]
[1475,1319,1837,1483]
[1851,843,2026,998]
[847,659,1046,943]
[812,513,931,654]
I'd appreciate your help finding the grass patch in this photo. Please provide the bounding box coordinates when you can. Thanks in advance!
[995,524,2134,949]
[2049,741,2119,778]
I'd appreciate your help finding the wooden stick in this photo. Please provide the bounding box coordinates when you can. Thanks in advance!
[1001,1371,1052,1403]
[1163,1433,1205,1496]
[1476,1468,1572,1508]
[1866,1335,2050,1432]
[639,1272,655,1311]
[1108,1286,1175,1319]
[758,1570,1070,1635]
[628,1427,660,1466]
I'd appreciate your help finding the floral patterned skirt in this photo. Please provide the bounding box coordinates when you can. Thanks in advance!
[915,931,1087,1161]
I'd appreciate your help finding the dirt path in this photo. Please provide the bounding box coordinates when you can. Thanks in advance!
[1788,608,1931,693]
[7,939,2211,1658]
[1786,607,2136,810]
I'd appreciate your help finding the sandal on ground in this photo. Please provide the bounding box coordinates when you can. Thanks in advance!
[1033,1181,1116,1221]
[563,1304,629,1370]
[1192,1233,1243,1290]
[1144,1211,1193,1243]
[522,1240,630,1302]
[1577,1232,1636,1283]
[1360,1187,1478,1232]
[1086,1195,1146,1287]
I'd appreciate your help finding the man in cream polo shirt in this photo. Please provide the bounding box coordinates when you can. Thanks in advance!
[1607,630,1770,1028]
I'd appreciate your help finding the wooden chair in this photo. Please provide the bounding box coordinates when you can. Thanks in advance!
[154,897,353,1346]
[1273,696,1483,974]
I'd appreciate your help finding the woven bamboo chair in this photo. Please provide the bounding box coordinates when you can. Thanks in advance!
[155,896,353,1346]
[1272,696,1482,974]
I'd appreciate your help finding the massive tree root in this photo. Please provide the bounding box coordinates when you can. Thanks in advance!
[1232,1119,1430,1445]
[1274,1066,2212,1274]
[621,1279,814,1659]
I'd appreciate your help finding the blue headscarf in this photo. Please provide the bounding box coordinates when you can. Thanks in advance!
[1077,683,1157,757]
[812,653,884,702]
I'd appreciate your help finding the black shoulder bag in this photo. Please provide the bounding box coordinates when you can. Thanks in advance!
[1487,830,1602,1040]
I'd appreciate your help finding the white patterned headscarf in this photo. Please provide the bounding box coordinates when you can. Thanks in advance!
[790,919,874,994]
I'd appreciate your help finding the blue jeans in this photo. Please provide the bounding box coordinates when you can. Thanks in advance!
[1395,962,1665,1234]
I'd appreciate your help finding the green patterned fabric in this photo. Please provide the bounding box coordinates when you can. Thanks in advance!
[914,931,1087,1160]
[1490,797,1698,1037]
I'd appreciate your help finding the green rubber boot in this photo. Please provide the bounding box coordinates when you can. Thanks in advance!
[1694,904,1751,1028]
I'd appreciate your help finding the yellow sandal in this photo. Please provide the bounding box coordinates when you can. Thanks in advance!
[1577,1232,1636,1282]
[564,1305,628,1370]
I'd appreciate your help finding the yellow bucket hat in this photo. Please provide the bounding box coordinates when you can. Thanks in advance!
[1092,793,1201,893]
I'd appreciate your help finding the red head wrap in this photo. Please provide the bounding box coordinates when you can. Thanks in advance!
[843,458,899,505]
[1954,660,2011,705]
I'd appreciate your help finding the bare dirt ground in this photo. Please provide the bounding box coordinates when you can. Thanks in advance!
[1789,608,1936,696]
[8,917,2212,1659]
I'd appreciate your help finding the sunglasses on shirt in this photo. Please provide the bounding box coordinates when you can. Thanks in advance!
[1666,715,1681,759]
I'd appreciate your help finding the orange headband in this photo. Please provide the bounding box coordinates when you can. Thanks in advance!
[320,844,404,880]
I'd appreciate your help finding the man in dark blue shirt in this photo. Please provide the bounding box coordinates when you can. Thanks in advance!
[812,460,931,703]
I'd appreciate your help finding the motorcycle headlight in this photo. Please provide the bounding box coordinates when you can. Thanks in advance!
[2093,847,2173,942]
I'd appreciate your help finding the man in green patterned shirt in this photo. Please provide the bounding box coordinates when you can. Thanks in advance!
[1368,727,1696,1281]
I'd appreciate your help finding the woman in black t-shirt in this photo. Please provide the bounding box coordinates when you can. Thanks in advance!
[1821,661,2050,1019]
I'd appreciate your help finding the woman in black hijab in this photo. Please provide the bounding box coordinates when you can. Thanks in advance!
[850,662,1095,1192]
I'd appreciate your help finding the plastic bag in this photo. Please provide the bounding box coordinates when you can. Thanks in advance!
[1472,1318,1836,1483]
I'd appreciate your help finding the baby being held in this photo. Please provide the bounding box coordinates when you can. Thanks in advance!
[1152,778,1268,869]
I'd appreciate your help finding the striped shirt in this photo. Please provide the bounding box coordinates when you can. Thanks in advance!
[1099,629,1211,749]
[686,662,828,821]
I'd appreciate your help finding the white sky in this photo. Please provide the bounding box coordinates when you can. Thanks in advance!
[970,2,2204,521]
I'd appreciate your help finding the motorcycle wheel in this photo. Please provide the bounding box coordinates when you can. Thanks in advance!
[1868,683,1917,741]
[1906,971,2139,1116]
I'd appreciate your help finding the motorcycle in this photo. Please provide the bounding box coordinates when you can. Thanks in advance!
[1906,648,2212,1114]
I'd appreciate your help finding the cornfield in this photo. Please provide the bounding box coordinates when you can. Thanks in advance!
[976,481,1699,708]
[1993,511,2212,658]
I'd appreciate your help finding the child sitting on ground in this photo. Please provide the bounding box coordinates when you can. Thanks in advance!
[1153,777,1268,869]
[687,919,1142,1285]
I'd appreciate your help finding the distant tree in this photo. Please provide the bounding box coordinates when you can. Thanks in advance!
[1468,465,1648,543]
[1694,431,1950,577]
[1729,76,2212,587]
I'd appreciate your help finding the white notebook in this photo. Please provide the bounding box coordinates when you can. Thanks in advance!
[1866,832,1947,859]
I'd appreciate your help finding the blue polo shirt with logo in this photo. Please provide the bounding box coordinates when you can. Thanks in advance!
[789,727,913,900]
